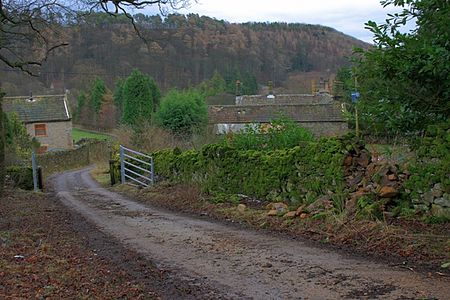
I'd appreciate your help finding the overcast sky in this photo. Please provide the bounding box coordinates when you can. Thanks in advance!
[139,0,414,43]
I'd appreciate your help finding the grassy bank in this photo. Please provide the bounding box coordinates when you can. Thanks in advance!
[72,127,112,142]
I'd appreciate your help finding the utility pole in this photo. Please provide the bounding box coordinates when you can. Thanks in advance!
[352,75,360,138]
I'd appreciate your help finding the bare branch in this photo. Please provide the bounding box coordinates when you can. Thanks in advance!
[0,0,193,75]
[0,53,41,76]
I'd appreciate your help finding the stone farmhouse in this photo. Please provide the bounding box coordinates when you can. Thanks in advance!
[3,94,73,153]
[208,91,348,137]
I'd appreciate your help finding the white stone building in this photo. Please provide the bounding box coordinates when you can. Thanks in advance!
[3,94,73,153]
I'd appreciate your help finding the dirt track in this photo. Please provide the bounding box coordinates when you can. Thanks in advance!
[50,167,450,299]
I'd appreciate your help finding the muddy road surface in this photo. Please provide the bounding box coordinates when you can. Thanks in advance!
[50,167,449,299]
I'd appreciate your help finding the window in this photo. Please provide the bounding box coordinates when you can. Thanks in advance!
[34,124,47,137]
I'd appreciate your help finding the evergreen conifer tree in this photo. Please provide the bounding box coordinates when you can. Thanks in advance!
[122,69,160,126]
[90,77,106,114]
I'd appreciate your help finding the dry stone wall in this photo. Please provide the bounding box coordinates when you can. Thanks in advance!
[37,140,110,178]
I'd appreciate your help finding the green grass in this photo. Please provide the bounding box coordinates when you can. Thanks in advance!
[90,165,111,187]
[72,128,112,142]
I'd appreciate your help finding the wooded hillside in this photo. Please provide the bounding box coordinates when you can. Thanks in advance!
[0,13,368,96]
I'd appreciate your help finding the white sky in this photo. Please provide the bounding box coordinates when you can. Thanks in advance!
[139,0,415,43]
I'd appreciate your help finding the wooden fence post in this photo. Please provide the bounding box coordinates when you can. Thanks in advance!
[37,167,43,190]
[109,159,116,186]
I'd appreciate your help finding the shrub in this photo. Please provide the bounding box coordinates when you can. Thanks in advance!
[226,116,315,151]
[155,89,207,137]
[6,166,33,190]
[130,123,187,152]
[4,112,39,164]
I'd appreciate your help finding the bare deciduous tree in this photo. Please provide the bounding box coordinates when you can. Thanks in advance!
[0,0,191,74]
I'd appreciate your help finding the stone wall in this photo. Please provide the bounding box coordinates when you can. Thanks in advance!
[418,184,450,219]
[26,120,73,150]
[37,140,110,178]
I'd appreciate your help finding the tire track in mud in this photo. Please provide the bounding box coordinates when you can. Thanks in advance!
[49,167,450,299]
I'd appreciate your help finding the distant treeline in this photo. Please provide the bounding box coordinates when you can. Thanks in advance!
[0,12,367,97]
[49,11,338,32]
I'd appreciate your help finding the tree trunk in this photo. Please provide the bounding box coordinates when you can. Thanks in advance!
[0,88,5,195]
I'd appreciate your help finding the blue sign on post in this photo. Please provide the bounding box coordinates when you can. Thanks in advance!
[351,91,360,103]
[351,91,361,137]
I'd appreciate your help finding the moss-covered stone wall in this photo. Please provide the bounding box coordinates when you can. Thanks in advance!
[152,138,348,203]
[37,140,110,178]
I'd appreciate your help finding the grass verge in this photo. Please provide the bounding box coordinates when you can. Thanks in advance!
[90,164,111,187]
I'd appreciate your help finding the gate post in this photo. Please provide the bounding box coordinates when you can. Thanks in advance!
[150,157,154,185]
[109,159,116,186]
[31,152,38,191]
[120,145,125,184]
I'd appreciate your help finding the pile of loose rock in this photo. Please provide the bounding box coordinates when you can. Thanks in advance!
[343,144,449,218]
[265,202,310,219]
[242,142,449,219]
[342,144,409,217]
[263,143,413,219]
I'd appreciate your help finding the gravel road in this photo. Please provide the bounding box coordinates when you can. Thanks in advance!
[50,167,450,299]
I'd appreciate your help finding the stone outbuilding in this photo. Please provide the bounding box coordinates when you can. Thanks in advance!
[208,92,348,137]
[3,93,73,153]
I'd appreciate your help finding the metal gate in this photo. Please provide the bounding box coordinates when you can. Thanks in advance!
[119,145,154,187]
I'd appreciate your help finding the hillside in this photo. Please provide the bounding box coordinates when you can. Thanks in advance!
[0,13,369,96]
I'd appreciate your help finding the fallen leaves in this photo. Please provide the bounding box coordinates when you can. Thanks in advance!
[0,189,156,299]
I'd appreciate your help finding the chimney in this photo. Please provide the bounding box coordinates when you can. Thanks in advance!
[235,80,241,96]
[27,91,35,102]
[267,81,275,99]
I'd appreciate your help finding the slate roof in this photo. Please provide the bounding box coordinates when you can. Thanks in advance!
[208,102,345,124]
[2,94,71,123]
